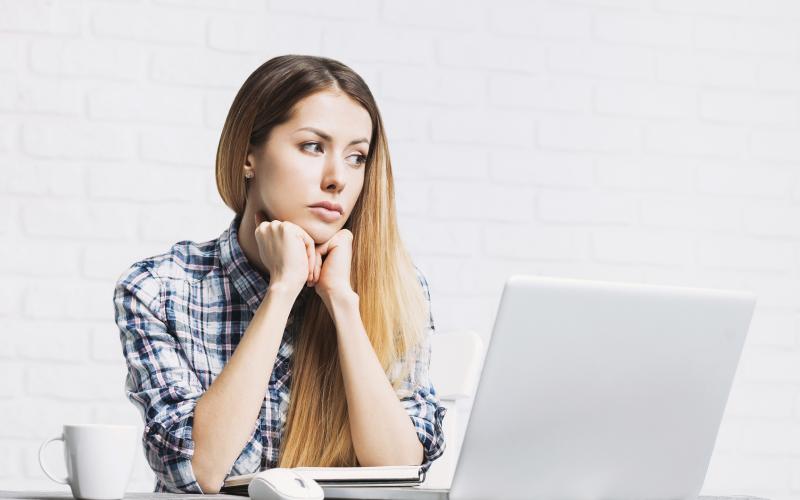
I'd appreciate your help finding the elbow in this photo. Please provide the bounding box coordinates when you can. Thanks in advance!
[195,475,221,495]
[197,479,220,495]
[191,455,222,495]
[416,440,425,466]
[198,482,220,495]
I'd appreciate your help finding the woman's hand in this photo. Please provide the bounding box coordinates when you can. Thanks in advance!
[312,228,355,305]
[253,211,320,299]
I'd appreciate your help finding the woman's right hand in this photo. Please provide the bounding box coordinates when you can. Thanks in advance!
[253,210,320,298]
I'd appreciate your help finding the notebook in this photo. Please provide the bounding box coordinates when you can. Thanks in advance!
[219,465,426,495]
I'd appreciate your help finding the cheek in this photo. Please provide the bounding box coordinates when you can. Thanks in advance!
[261,145,314,183]
[257,162,309,209]
[349,174,365,207]
[257,182,301,222]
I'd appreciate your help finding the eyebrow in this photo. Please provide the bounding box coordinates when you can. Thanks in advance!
[295,127,370,147]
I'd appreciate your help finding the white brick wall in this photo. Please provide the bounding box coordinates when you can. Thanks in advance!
[1,0,799,498]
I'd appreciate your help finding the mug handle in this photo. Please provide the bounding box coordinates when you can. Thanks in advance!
[38,434,69,484]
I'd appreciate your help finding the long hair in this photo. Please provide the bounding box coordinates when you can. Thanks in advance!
[215,54,429,467]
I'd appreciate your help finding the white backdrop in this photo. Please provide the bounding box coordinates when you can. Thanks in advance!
[2,0,800,498]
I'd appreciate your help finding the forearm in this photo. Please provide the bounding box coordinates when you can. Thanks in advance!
[327,291,424,467]
[191,283,296,493]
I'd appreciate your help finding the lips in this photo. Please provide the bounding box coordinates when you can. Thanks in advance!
[309,206,342,222]
[309,201,343,214]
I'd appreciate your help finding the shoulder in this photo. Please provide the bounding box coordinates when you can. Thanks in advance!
[411,263,435,331]
[114,237,221,315]
[412,263,431,300]
[117,237,220,287]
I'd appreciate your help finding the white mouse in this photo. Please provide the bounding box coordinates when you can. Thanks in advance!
[248,467,324,500]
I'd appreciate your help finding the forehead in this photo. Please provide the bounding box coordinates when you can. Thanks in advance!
[286,90,372,141]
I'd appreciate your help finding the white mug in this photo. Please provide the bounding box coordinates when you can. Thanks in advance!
[39,423,139,500]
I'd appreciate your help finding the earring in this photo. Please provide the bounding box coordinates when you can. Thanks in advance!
[245,171,254,179]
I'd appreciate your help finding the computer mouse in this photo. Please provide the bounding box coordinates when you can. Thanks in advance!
[248,468,324,500]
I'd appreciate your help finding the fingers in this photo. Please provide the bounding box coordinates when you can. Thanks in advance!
[316,228,350,257]
[275,220,333,287]
[314,249,321,283]
[307,239,315,285]
[302,235,313,286]
[316,239,330,257]
[284,223,314,283]
[283,221,316,286]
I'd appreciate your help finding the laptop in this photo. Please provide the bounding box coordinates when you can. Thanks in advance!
[324,274,757,500]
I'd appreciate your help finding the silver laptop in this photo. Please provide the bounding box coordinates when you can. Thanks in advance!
[324,274,757,500]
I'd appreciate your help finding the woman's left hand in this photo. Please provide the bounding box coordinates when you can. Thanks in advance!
[311,228,355,304]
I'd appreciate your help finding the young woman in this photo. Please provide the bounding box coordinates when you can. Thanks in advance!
[113,54,446,494]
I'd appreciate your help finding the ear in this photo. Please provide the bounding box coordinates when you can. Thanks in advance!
[244,152,254,172]
[244,142,260,170]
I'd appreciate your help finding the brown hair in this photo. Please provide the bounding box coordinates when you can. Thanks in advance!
[215,54,429,468]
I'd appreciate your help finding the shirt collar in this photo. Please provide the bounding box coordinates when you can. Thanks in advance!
[219,213,271,314]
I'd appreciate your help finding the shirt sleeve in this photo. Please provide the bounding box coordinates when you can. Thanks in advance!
[395,266,448,474]
[113,264,206,494]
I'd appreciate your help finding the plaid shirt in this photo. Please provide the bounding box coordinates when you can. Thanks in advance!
[113,213,447,493]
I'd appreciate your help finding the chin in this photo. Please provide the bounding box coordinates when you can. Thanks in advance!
[304,222,340,245]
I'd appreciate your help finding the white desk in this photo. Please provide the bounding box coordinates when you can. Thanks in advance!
[0,491,772,500]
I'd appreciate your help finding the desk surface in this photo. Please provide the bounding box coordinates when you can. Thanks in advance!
[0,491,773,500]
[0,492,237,500]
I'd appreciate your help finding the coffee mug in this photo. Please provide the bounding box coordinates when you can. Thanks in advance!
[39,424,139,500]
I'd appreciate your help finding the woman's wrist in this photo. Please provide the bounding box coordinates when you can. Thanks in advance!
[325,286,358,303]
[265,281,300,305]
[321,287,359,320]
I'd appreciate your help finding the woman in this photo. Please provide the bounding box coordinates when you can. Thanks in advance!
[113,54,447,494]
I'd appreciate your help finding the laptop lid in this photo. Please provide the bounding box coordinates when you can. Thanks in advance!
[449,275,756,500]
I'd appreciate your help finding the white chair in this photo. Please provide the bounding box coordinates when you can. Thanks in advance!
[419,330,484,489]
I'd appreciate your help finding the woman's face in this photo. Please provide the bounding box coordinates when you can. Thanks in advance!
[245,89,372,244]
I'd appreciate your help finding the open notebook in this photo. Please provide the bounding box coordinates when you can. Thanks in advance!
[219,465,426,495]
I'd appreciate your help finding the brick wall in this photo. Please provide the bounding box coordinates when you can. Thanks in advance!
[1,0,799,498]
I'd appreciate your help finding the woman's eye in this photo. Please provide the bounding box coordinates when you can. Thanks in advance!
[302,142,366,166]
[302,142,323,153]
[350,154,367,166]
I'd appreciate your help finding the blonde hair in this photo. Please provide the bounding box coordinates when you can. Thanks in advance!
[215,55,429,467]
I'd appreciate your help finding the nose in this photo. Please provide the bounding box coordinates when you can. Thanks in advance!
[321,156,346,193]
